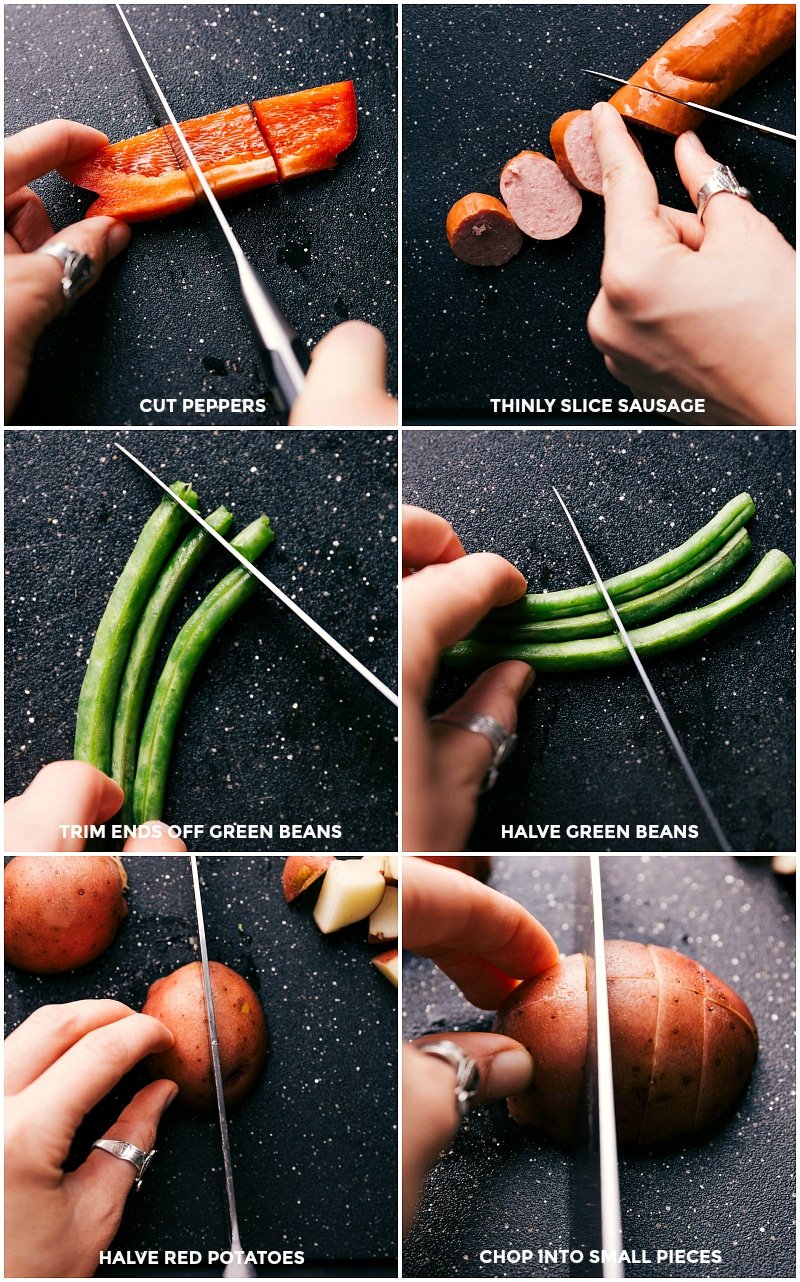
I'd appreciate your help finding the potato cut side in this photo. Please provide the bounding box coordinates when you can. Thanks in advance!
[372,948,398,987]
[383,855,399,884]
[368,885,398,943]
[313,858,386,934]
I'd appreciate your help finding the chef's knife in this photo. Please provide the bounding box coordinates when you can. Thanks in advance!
[114,439,398,706]
[582,70,796,141]
[189,856,257,1278]
[570,855,624,1280]
[552,487,732,851]
[115,4,309,419]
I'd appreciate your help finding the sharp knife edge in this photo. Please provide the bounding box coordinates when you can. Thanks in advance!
[114,4,307,414]
[589,855,624,1279]
[189,856,256,1278]
[551,487,731,851]
[582,70,796,142]
[114,440,398,706]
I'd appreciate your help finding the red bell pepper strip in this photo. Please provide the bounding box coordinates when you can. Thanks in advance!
[252,80,358,180]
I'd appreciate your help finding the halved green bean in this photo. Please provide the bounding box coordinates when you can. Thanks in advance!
[112,505,234,828]
[74,481,199,774]
[474,528,752,644]
[132,516,274,825]
[490,493,755,622]
[443,550,794,674]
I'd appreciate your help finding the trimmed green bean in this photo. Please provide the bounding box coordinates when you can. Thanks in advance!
[74,481,199,773]
[112,505,234,828]
[133,516,274,824]
[490,493,755,622]
[444,550,794,674]
[474,528,752,644]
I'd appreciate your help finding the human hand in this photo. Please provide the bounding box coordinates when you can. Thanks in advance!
[5,120,132,419]
[402,505,533,851]
[402,857,558,1231]
[587,102,795,426]
[5,1000,176,1278]
[4,761,188,852]
[289,320,398,425]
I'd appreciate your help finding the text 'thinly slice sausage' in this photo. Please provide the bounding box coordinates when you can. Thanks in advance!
[445,193,524,266]
[550,110,603,194]
[499,150,582,240]
[608,3,796,135]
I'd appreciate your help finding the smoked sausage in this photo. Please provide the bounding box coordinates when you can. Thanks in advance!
[549,110,603,194]
[445,193,524,266]
[499,151,582,240]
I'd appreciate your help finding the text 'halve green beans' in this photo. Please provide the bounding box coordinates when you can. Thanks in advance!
[444,550,794,674]
[491,492,755,622]
[74,481,199,774]
[112,505,235,828]
[133,516,274,825]
[476,528,752,644]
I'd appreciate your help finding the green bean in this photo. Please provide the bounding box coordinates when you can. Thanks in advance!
[74,481,199,774]
[133,516,274,825]
[474,528,752,644]
[490,493,755,622]
[111,505,234,828]
[443,550,794,674]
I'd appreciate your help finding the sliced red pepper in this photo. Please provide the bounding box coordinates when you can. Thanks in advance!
[253,81,358,180]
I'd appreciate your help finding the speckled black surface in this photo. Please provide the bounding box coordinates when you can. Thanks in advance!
[402,430,796,852]
[402,4,795,425]
[403,855,795,1279]
[4,430,398,851]
[5,4,397,426]
[4,855,397,1276]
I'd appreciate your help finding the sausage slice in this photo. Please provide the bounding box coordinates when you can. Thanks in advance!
[499,150,582,240]
[550,110,603,195]
[445,193,524,266]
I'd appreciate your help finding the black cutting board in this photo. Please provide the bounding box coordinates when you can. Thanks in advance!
[402,3,795,425]
[402,429,795,852]
[403,854,796,1279]
[4,430,398,852]
[4,3,397,426]
[4,855,397,1277]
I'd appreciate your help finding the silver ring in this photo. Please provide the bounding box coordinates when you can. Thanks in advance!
[430,711,517,793]
[34,240,95,310]
[91,1138,156,1191]
[417,1039,481,1118]
[696,164,752,223]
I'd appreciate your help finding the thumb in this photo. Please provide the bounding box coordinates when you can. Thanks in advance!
[289,320,397,425]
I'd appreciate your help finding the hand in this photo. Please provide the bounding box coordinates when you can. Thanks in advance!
[5,1000,176,1278]
[5,120,132,419]
[4,761,188,852]
[587,102,795,426]
[402,857,559,1232]
[402,505,533,851]
[289,320,398,425]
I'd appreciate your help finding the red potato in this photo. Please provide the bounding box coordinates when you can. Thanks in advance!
[281,855,334,902]
[494,941,758,1145]
[4,855,128,973]
[446,193,524,266]
[143,961,267,1112]
[499,151,582,240]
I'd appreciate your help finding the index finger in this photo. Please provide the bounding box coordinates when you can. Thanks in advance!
[403,859,559,1008]
[4,760,123,852]
[590,102,665,256]
[402,505,466,573]
[5,119,108,195]
[4,1000,137,1095]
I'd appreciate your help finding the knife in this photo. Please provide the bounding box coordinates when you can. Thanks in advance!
[189,856,256,1278]
[552,487,732,851]
[115,4,309,419]
[115,439,398,707]
[582,70,796,142]
[570,855,624,1279]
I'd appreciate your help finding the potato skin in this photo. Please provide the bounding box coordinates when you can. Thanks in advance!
[4,855,128,973]
[142,961,267,1112]
[494,941,758,1145]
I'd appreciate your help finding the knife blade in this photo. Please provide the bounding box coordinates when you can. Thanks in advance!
[189,856,256,1278]
[552,487,732,851]
[582,70,796,142]
[114,4,309,419]
[114,439,398,706]
[570,855,624,1279]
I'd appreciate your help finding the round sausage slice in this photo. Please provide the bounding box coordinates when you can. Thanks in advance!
[445,193,524,266]
[499,150,582,240]
[550,110,603,195]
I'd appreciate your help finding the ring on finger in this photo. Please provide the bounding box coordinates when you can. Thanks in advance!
[91,1138,156,1191]
[429,711,517,792]
[417,1039,481,1118]
[34,240,95,311]
[696,165,752,223]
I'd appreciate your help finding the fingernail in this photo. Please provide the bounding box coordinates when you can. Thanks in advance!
[681,131,704,152]
[165,1082,180,1106]
[489,1048,535,1097]
[522,666,536,695]
[107,221,131,256]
